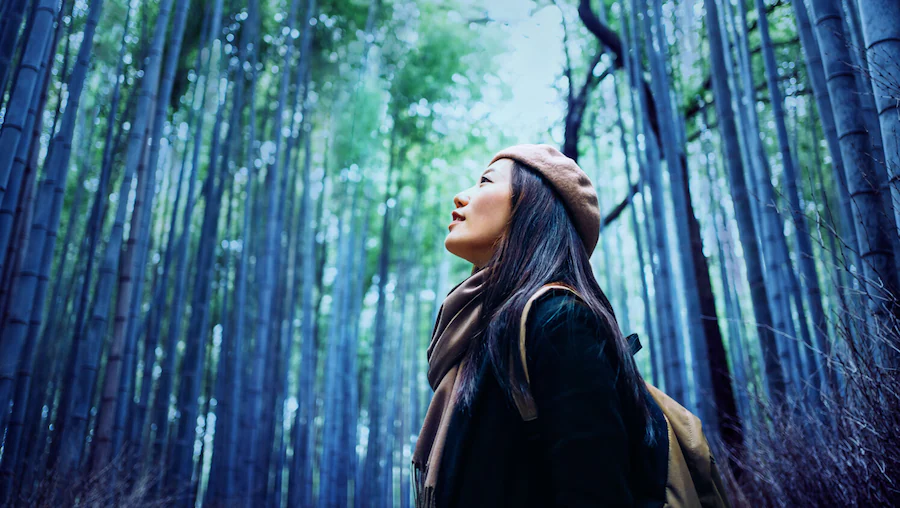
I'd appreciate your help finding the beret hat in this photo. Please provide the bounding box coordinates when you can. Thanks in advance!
[489,144,601,255]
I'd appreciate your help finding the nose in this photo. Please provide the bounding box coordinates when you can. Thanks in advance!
[453,188,470,208]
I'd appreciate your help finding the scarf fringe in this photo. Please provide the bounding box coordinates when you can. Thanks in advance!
[412,460,436,508]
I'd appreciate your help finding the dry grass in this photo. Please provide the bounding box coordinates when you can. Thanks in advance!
[12,449,184,508]
[13,448,256,507]
[720,312,900,507]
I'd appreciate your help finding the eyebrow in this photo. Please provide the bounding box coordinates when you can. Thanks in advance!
[481,168,496,178]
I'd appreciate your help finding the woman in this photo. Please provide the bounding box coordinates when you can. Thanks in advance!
[412,144,670,507]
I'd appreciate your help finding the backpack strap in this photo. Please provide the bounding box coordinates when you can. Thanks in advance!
[509,282,582,422]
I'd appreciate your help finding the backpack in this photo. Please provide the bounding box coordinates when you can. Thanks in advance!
[508,283,731,508]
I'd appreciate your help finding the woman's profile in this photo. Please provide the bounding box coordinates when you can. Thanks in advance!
[411,144,674,507]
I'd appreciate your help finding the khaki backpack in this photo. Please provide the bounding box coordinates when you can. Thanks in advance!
[508,283,731,508]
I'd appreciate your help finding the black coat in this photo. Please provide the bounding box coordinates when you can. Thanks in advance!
[432,290,670,507]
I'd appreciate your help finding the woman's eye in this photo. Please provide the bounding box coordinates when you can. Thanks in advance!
[480,176,490,184]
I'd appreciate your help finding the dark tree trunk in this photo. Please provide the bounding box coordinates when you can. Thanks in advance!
[810,0,900,349]
[93,0,190,471]
[0,31,57,499]
[170,66,232,499]
[1,0,96,486]
[0,0,56,211]
[361,112,398,507]
[289,108,320,508]
[625,1,687,404]
[790,0,859,267]
[755,0,830,402]
[0,0,29,100]
[857,0,900,240]
[640,0,719,430]
[704,0,786,405]
[246,0,300,499]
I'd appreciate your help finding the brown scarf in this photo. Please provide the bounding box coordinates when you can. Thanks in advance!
[412,266,491,508]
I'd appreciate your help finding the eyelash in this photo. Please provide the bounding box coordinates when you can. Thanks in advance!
[480,176,490,184]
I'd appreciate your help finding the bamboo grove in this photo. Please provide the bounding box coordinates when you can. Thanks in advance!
[0,0,898,505]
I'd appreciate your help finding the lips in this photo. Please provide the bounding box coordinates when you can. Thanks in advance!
[449,210,465,230]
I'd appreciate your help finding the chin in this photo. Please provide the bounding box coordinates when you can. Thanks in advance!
[444,236,474,265]
[444,235,462,257]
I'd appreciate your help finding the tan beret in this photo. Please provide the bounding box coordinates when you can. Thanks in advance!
[489,144,600,255]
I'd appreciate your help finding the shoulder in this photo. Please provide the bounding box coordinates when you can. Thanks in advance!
[524,289,616,364]
[523,290,627,421]
[525,289,607,342]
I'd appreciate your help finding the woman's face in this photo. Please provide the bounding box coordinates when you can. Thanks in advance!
[444,158,514,268]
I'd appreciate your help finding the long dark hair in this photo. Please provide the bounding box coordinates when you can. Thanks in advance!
[456,160,655,442]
